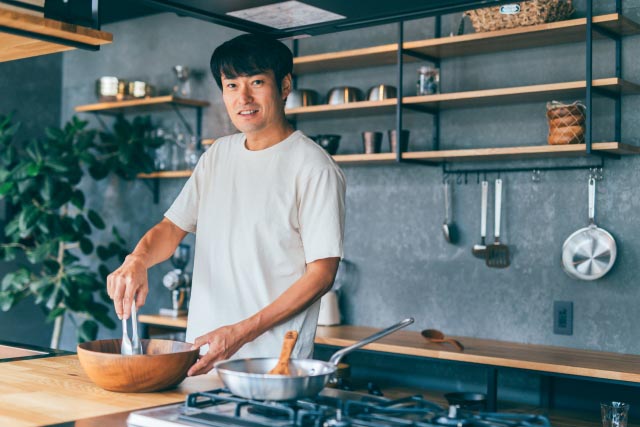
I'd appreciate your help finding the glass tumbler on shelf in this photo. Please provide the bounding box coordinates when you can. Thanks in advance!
[417,65,440,95]
[172,65,191,98]
[184,136,200,170]
[152,128,170,171]
[601,402,630,427]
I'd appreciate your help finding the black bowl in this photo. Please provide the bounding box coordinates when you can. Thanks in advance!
[313,134,341,155]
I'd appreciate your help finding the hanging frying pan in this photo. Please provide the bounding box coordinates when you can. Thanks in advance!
[562,178,617,280]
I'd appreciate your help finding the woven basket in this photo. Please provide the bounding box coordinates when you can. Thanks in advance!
[465,1,574,33]
[546,100,585,145]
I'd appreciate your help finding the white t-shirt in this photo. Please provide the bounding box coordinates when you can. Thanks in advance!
[164,130,346,360]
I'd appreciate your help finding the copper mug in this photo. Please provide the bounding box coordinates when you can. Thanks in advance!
[362,131,383,154]
[388,129,410,153]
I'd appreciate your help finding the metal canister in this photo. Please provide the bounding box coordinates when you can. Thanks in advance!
[96,76,127,101]
[128,81,154,98]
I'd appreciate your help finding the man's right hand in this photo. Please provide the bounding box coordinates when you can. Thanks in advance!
[107,254,149,320]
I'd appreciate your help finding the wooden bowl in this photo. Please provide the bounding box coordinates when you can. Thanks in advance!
[77,339,198,392]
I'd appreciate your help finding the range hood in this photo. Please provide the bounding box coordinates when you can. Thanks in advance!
[141,0,515,38]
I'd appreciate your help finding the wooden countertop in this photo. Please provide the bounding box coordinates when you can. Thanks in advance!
[137,317,640,383]
[0,355,222,427]
[0,350,629,427]
[315,325,640,383]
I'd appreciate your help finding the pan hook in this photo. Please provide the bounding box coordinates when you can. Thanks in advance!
[589,167,604,181]
[531,169,541,183]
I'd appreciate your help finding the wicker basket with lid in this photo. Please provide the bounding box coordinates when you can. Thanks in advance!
[465,0,574,33]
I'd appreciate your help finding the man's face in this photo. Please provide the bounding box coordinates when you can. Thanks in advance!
[221,70,291,137]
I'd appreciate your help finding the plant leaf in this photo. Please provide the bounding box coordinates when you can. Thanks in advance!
[87,210,105,230]
[77,320,98,343]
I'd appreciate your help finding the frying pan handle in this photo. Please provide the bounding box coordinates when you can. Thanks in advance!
[328,318,414,366]
[588,177,596,223]
[481,181,488,238]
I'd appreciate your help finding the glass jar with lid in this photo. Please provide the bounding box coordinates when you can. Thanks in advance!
[417,66,440,96]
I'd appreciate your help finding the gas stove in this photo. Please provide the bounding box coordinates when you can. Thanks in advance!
[127,388,552,427]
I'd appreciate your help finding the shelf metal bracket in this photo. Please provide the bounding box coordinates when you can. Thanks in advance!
[90,113,110,132]
[401,159,440,167]
[171,104,195,136]
[592,24,621,41]
[403,104,438,115]
[402,48,439,63]
[592,87,621,100]
[141,179,160,204]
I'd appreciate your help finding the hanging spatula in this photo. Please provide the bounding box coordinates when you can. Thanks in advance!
[486,178,510,268]
[268,330,298,375]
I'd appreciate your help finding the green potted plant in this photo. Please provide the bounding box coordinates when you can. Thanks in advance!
[0,114,164,348]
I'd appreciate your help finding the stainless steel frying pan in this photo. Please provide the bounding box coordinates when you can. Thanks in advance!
[562,178,617,280]
[214,318,414,401]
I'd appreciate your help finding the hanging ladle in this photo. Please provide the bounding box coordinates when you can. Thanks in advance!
[421,329,464,352]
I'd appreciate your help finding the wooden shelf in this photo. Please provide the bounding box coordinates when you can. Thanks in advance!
[316,325,640,383]
[0,6,112,63]
[293,14,640,74]
[137,170,193,179]
[336,142,640,164]
[286,78,640,119]
[74,95,209,114]
[138,314,187,328]
[135,143,640,173]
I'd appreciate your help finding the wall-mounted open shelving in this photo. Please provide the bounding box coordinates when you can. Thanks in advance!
[73,4,640,176]
[289,6,640,172]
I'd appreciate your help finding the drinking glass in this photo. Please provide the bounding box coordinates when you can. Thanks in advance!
[601,402,630,427]
[184,136,200,170]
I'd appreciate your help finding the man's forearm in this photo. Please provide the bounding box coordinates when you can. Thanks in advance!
[239,257,340,342]
[129,218,188,268]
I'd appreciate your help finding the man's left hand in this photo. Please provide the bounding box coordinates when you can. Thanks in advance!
[188,324,248,376]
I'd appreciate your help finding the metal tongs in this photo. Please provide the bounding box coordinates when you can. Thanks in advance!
[121,300,143,355]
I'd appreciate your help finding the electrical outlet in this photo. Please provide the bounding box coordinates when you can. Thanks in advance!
[553,301,573,335]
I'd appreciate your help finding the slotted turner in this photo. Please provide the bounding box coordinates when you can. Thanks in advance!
[486,178,510,268]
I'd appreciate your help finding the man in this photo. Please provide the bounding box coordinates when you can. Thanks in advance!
[107,34,346,376]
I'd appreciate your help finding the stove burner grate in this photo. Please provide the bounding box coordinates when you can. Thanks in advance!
[175,388,552,427]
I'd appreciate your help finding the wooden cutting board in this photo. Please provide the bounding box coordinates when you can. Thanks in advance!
[0,355,223,427]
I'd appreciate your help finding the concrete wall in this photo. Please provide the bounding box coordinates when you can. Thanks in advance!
[54,0,640,365]
[0,54,62,346]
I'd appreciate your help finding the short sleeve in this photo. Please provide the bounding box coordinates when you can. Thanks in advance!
[298,166,346,263]
[164,154,207,233]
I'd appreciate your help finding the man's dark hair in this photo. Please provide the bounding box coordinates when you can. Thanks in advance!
[210,34,293,92]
